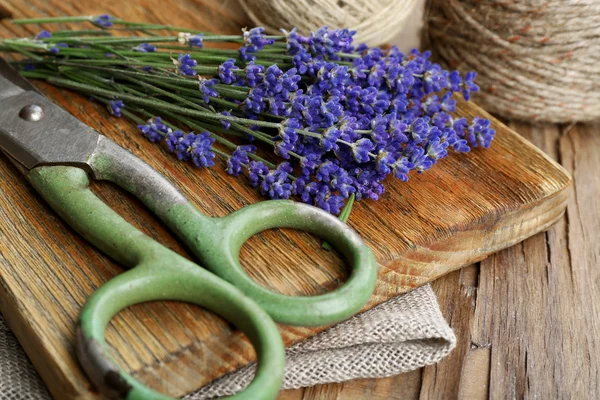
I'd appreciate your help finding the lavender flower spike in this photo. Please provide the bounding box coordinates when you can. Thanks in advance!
[178,32,204,48]
[108,100,124,117]
[175,54,198,76]
[92,14,115,28]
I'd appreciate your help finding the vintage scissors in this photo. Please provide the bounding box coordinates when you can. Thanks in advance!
[0,59,377,400]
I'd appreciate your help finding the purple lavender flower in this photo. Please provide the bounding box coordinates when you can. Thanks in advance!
[176,54,197,76]
[391,157,413,181]
[462,71,480,101]
[426,138,449,161]
[80,25,496,214]
[48,42,68,54]
[449,70,462,93]
[245,61,264,87]
[178,32,203,48]
[320,127,341,151]
[240,27,275,61]
[310,27,356,58]
[173,133,196,161]
[244,86,267,113]
[220,111,232,130]
[35,30,51,40]
[375,151,395,174]
[281,27,310,56]
[199,78,219,103]
[275,119,300,159]
[227,145,256,176]
[166,129,184,151]
[351,138,374,163]
[260,162,294,199]
[314,185,345,214]
[133,43,156,52]
[243,27,275,50]
[248,160,269,187]
[467,117,495,148]
[281,68,301,93]
[409,146,434,173]
[108,100,124,117]
[190,132,216,167]
[138,117,171,143]
[92,14,114,28]
[218,59,239,84]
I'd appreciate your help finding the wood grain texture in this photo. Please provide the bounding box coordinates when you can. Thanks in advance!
[0,1,572,399]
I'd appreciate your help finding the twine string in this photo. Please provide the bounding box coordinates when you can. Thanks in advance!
[237,0,420,46]
[424,0,600,123]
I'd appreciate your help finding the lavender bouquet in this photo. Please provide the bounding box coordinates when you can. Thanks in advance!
[2,15,495,215]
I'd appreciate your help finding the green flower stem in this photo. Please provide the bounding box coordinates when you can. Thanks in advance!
[20,70,52,79]
[61,69,113,90]
[152,45,288,58]
[120,74,209,113]
[296,129,322,139]
[39,63,197,86]
[5,44,44,61]
[52,29,112,36]
[44,35,258,45]
[335,52,361,59]
[47,36,180,45]
[1,39,48,50]
[128,72,249,103]
[46,76,285,130]
[119,108,146,125]
[322,193,355,249]
[176,117,247,141]
[214,83,250,93]
[44,58,221,75]
[228,121,275,144]
[13,16,97,24]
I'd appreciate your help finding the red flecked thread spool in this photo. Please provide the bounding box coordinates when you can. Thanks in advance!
[423,0,600,123]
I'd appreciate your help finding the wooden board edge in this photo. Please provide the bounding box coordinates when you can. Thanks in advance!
[0,277,100,399]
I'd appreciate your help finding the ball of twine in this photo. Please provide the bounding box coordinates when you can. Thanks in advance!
[237,0,420,46]
[424,0,600,123]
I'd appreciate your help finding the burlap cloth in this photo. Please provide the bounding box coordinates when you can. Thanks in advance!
[0,284,455,399]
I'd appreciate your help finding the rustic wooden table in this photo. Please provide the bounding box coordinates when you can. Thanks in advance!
[0,0,597,399]
[281,121,600,399]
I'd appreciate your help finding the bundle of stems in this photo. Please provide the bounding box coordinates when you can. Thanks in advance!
[1,15,495,215]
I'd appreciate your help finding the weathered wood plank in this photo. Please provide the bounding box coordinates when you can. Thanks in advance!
[279,371,422,400]
[392,122,599,400]
[0,1,572,398]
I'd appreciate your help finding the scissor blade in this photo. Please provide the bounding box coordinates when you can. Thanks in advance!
[0,59,39,100]
[0,58,100,172]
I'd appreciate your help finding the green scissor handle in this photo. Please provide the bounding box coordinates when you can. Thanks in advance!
[27,166,285,400]
[26,137,377,399]
[91,138,378,327]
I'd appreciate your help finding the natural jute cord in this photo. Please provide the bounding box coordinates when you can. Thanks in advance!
[423,0,600,123]
[237,0,420,46]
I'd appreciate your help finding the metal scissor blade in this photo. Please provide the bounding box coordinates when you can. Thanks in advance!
[0,58,40,100]
[0,58,100,172]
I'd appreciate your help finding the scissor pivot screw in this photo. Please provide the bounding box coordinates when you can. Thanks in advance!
[19,104,44,122]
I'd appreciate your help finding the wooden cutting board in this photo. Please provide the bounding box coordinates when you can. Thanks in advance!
[0,1,571,399]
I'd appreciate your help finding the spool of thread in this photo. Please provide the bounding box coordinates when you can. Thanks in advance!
[423,0,600,123]
[237,0,420,46]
